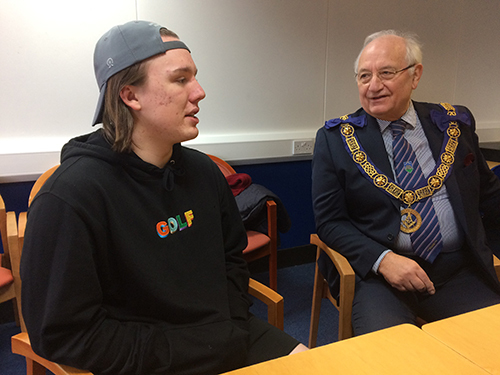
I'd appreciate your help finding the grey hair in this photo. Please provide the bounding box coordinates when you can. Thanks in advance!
[354,30,423,74]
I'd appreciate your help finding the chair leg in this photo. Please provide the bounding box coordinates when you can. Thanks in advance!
[26,358,46,375]
[268,250,278,291]
[308,260,324,348]
[12,298,20,326]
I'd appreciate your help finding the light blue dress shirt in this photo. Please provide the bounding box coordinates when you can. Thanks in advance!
[372,102,463,273]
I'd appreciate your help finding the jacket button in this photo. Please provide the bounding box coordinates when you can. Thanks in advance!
[387,234,394,241]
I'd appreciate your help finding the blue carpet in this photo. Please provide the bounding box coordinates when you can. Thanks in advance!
[0,262,339,374]
[0,322,24,373]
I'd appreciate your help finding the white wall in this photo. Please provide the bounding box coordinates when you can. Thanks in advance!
[1,0,499,182]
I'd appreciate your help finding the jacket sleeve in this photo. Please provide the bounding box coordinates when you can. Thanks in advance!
[479,165,500,258]
[461,107,500,258]
[312,127,391,278]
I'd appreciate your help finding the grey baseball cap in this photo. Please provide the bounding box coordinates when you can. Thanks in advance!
[92,20,190,125]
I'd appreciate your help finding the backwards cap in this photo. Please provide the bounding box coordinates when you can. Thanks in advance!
[92,20,190,125]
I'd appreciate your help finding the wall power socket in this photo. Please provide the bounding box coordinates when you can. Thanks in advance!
[293,139,314,155]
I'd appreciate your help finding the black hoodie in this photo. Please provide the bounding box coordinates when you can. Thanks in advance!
[21,129,252,374]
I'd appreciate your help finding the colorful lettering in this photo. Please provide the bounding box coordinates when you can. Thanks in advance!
[185,210,194,227]
[168,218,178,233]
[176,215,188,231]
[156,221,169,238]
[156,210,195,238]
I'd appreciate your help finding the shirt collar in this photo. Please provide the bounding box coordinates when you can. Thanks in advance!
[377,101,417,133]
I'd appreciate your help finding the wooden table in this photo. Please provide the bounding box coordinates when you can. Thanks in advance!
[422,304,500,374]
[222,324,488,374]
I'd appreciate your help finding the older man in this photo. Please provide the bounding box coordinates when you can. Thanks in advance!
[312,30,500,336]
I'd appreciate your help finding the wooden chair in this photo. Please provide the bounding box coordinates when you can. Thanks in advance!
[0,194,7,268]
[9,211,26,332]
[10,202,75,375]
[308,233,500,348]
[308,234,355,347]
[208,154,279,291]
[12,332,93,375]
[11,165,285,375]
[495,255,500,281]
[11,279,282,375]
[0,194,20,326]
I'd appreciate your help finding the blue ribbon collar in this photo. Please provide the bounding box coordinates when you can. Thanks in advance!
[430,103,471,132]
[325,114,367,129]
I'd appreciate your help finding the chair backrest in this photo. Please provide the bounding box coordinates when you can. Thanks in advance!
[7,210,26,332]
[12,165,94,374]
[0,193,14,288]
[207,153,280,291]
[309,234,355,345]
[0,194,7,267]
[207,154,236,177]
[7,166,60,333]
[1,192,24,332]
[29,165,59,206]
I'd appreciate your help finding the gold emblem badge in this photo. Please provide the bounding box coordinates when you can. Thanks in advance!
[428,176,443,189]
[400,208,422,233]
[353,151,367,163]
[447,126,460,138]
[373,174,388,187]
[341,124,354,136]
[402,190,416,205]
[441,152,454,164]
[440,102,456,116]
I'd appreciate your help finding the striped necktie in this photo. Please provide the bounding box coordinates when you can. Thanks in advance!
[390,120,442,263]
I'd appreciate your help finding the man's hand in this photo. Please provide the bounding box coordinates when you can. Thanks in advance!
[378,252,435,294]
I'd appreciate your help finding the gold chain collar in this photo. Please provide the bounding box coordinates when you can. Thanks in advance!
[339,104,461,233]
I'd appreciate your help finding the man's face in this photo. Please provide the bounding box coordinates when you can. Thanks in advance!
[129,36,206,146]
[356,35,422,121]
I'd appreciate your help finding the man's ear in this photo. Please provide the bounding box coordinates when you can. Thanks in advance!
[120,85,141,111]
[411,63,424,90]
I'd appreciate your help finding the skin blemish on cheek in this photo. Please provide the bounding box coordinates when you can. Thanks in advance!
[157,94,173,107]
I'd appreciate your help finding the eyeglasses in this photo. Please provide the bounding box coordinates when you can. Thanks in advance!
[355,64,416,84]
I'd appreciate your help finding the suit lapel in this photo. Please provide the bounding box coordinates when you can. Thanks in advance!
[414,102,442,159]
[355,112,401,211]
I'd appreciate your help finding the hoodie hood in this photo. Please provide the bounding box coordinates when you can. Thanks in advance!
[60,129,185,191]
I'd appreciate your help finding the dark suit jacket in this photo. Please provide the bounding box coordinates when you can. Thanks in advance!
[312,101,500,298]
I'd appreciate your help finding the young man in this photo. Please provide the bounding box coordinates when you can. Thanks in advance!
[21,20,306,375]
[312,30,500,336]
